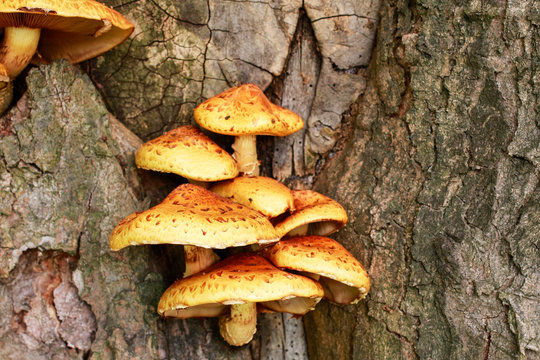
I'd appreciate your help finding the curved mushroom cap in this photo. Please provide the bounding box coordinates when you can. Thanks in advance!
[135,125,239,182]
[0,0,134,64]
[210,176,294,218]
[265,236,370,304]
[194,83,304,137]
[158,253,323,318]
[109,184,278,250]
[274,190,348,238]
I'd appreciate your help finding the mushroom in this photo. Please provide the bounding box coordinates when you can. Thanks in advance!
[0,0,134,112]
[264,236,370,305]
[210,176,294,218]
[194,83,303,176]
[109,184,279,277]
[0,63,12,114]
[135,125,239,187]
[274,190,348,238]
[157,253,323,346]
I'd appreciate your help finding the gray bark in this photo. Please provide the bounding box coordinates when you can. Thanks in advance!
[0,0,538,359]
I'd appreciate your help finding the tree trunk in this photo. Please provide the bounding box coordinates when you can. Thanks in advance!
[0,0,538,359]
[306,1,539,359]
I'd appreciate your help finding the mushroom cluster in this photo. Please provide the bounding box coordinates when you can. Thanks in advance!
[109,83,370,346]
[0,0,135,114]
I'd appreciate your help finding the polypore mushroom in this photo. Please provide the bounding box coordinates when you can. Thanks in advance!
[157,253,323,346]
[194,83,303,176]
[264,236,370,305]
[109,184,279,277]
[135,125,239,186]
[210,176,294,218]
[0,0,134,112]
[274,190,348,238]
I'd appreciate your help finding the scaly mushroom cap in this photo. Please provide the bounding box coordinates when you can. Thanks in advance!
[157,253,323,318]
[264,236,370,304]
[274,190,348,238]
[109,184,278,250]
[210,176,294,218]
[194,83,304,137]
[135,125,239,182]
[0,0,134,64]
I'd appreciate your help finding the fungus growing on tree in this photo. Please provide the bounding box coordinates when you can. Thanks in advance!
[157,253,323,346]
[194,83,303,176]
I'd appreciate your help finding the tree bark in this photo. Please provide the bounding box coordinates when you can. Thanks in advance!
[0,0,538,359]
[306,1,539,359]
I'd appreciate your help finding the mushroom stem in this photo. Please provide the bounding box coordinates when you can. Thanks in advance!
[231,135,259,176]
[183,245,220,277]
[219,302,257,346]
[0,27,41,78]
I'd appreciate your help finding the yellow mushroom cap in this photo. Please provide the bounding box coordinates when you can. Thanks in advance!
[194,83,304,137]
[109,184,279,250]
[157,253,323,318]
[210,176,294,218]
[0,0,134,64]
[264,236,370,304]
[135,125,239,182]
[274,190,348,238]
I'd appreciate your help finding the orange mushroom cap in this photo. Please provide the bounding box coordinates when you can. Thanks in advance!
[264,236,370,304]
[210,176,294,218]
[157,253,323,318]
[135,125,239,182]
[194,83,304,137]
[0,0,134,64]
[109,184,279,250]
[274,190,348,238]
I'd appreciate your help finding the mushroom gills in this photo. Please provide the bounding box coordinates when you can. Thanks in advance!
[162,303,227,318]
[261,296,320,315]
[319,276,361,304]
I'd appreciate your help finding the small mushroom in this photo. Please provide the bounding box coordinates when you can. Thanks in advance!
[210,176,294,218]
[109,184,279,276]
[135,125,239,185]
[0,0,134,112]
[264,236,370,305]
[274,190,348,238]
[194,84,303,176]
[157,253,323,346]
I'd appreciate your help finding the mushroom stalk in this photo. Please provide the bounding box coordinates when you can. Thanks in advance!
[231,135,259,176]
[0,27,41,78]
[183,245,219,277]
[219,302,257,346]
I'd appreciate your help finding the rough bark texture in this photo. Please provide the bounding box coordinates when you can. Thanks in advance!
[306,0,539,359]
[0,0,538,359]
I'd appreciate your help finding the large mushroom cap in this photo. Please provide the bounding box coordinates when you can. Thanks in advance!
[135,125,239,182]
[194,83,304,137]
[274,190,348,238]
[157,253,323,318]
[109,184,278,250]
[0,0,134,64]
[264,236,370,304]
[210,176,294,218]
